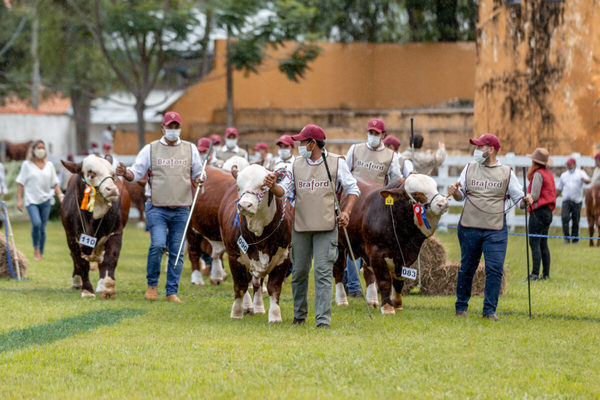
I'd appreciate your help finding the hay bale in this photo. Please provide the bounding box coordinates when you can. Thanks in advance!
[0,235,28,279]
[400,236,506,296]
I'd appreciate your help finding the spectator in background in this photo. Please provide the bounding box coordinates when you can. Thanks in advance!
[591,152,600,186]
[526,148,556,280]
[401,133,447,176]
[102,143,119,171]
[215,127,248,161]
[102,125,115,146]
[252,142,272,167]
[89,142,99,155]
[16,140,64,260]
[557,158,591,244]
[210,134,222,153]
[383,135,401,152]
[268,135,295,171]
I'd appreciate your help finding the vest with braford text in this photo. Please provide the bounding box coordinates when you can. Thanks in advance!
[216,147,248,161]
[460,162,511,230]
[293,153,339,232]
[150,140,193,207]
[351,143,393,185]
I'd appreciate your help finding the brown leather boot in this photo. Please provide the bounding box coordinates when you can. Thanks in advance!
[165,294,182,303]
[144,286,157,300]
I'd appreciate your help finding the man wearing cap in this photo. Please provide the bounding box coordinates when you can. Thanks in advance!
[252,142,272,167]
[343,118,401,297]
[215,127,248,161]
[591,152,600,186]
[268,134,295,170]
[448,133,532,321]
[557,157,591,244]
[102,142,119,171]
[401,133,447,176]
[383,135,401,152]
[264,124,360,328]
[116,111,204,303]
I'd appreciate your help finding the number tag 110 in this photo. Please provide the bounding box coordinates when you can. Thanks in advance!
[79,234,97,248]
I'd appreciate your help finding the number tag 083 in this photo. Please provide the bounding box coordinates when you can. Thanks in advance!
[79,234,97,248]
[237,236,249,254]
[401,266,417,280]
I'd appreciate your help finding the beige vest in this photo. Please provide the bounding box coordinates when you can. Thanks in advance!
[216,147,248,161]
[150,140,193,207]
[351,143,393,185]
[460,162,511,230]
[293,154,339,232]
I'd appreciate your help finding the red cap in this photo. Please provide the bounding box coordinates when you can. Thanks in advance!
[367,118,385,133]
[594,152,600,160]
[254,142,268,151]
[276,134,295,148]
[163,111,182,126]
[102,143,112,150]
[210,134,222,145]
[567,157,576,165]
[383,135,401,150]
[469,133,500,151]
[225,127,238,138]
[90,142,98,148]
[291,124,326,142]
[197,137,211,152]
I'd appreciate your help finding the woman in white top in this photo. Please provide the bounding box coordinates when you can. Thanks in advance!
[16,140,64,260]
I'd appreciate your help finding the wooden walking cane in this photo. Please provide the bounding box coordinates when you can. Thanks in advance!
[522,167,532,319]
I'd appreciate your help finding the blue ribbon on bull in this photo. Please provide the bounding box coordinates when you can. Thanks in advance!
[413,203,431,230]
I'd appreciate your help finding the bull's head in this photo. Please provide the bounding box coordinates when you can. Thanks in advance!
[233,164,275,236]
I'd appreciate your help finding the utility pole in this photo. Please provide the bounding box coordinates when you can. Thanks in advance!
[31,1,40,110]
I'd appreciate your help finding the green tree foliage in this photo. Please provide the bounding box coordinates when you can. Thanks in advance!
[0,4,31,100]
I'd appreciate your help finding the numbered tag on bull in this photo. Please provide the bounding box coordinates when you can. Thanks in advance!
[237,236,249,254]
[79,233,97,248]
[401,266,417,280]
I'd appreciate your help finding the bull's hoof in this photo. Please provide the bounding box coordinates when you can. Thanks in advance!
[335,283,349,306]
[210,279,222,285]
[102,292,116,300]
[191,270,205,285]
[89,262,98,271]
[72,275,83,289]
[81,290,95,298]
[230,300,244,319]
[366,283,379,308]
[380,304,395,315]
[254,305,266,314]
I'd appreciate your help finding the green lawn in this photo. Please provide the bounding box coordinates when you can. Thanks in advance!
[1,220,599,399]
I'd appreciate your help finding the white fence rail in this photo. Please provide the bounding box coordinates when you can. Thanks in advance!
[434,153,596,231]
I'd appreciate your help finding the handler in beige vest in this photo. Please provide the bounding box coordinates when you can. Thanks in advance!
[117,111,204,304]
[215,126,248,162]
[448,133,532,321]
[264,124,360,328]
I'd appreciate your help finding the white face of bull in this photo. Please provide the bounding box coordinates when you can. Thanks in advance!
[82,156,119,218]
[404,174,449,215]
[236,164,276,237]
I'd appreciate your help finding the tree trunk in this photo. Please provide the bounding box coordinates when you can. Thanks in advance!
[31,3,40,110]
[200,9,212,77]
[70,88,92,155]
[135,100,146,151]
[226,26,234,127]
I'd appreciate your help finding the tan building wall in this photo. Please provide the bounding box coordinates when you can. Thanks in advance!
[170,40,476,144]
[475,0,600,156]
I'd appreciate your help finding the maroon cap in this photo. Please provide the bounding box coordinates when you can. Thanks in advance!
[210,134,222,145]
[102,143,112,151]
[225,126,238,138]
[276,134,295,148]
[291,124,326,142]
[594,152,600,160]
[163,111,182,126]
[253,142,268,151]
[367,118,385,133]
[383,135,401,150]
[469,133,500,151]
[567,157,576,165]
[90,142,98,148]
[197,137,211,152]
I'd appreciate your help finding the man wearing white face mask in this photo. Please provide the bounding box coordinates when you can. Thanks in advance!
[267,134,296,170]
[116,111,204,304]
[215,127,248,161]
[343,118,401,297]
[448,133,533,321]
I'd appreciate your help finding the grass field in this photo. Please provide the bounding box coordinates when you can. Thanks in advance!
[1,219,599,399]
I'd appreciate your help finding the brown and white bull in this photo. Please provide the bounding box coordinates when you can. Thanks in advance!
[585,184,600,247]
[333,174,449,314]
[218,164,292,323]
[61,155,130,298]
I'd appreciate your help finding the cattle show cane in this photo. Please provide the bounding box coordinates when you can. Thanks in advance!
[321,150,372,318]
[522,167,532,319]
[173,139,215,270]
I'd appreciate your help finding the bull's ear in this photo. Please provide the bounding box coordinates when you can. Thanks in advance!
[410,192,428,204]
[231,165,239,180]
[61,160,82,175]
[380,187,408,201]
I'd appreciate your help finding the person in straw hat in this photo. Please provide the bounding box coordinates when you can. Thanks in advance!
[526,148,556,280]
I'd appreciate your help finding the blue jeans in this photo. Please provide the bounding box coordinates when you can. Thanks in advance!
[26,199,51,253]
[344,254,362,293]
[145,201,189,296]
[455,223,508,316]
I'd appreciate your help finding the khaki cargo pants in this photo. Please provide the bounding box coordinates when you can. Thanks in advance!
[291,227,338,326]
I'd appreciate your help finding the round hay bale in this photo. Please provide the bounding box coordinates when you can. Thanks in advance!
[0,235,28,279]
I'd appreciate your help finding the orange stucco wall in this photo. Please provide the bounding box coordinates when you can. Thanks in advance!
[170,40,476,137]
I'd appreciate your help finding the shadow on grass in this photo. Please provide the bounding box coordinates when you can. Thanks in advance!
[0,308,146,353]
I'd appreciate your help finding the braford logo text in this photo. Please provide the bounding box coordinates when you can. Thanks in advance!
[157,158,188,168]
[356,160,385,171]
[470,179,503,189]
[298,179,330,191]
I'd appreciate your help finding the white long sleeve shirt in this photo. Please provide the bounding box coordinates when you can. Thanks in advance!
[558,168,590,203]
[345,143,402,183]
[15,160,59,206]
[456,161,526,208]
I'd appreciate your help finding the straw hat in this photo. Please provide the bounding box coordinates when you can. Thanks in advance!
[527,148,553,166]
